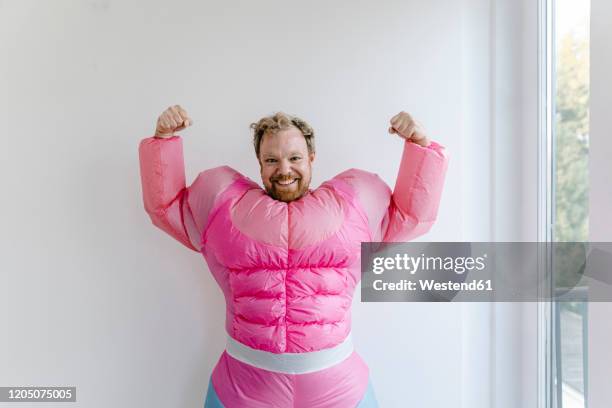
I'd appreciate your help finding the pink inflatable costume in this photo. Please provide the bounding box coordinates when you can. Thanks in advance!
[138,135,448,407]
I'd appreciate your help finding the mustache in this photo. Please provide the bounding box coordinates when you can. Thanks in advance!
[272,175,301,182]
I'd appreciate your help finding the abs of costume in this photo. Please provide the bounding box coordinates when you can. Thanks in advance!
[138,135,449,407]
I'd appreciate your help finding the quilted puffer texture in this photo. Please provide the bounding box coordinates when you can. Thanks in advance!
[201,171,370,353]
[138,135,449,406]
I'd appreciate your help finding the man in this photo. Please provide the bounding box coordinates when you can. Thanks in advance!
[138,105,448,407]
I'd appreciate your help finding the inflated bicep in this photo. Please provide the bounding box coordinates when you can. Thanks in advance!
[382,141,449,242]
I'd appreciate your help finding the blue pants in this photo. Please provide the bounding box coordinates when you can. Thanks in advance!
[204,377,378,407]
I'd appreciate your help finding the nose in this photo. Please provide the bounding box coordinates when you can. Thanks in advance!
[278,159,292,175]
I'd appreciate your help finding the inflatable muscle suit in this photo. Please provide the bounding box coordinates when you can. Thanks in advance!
[138,135,449,407]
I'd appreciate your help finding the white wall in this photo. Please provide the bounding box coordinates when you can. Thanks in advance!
[0,0,537,407]
[462,0,541,407]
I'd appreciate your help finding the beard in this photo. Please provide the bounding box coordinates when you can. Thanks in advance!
[265,175,311,202]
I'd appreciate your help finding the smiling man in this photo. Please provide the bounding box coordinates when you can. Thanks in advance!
[251,114,316,203]
[138,105,449,408]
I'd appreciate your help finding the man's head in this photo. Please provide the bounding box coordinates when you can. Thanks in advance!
[250,112,315,202]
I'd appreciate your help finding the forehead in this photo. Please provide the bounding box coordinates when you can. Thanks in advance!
[260,127,308,156]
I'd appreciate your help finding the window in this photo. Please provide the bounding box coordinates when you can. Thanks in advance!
[552,0,590,407]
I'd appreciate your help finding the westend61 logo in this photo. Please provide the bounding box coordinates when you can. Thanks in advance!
[371,253,488,275]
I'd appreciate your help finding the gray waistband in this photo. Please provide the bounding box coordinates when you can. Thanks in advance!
[225,333,354,374]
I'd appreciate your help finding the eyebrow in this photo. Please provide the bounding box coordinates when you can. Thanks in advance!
[262,152,304,158]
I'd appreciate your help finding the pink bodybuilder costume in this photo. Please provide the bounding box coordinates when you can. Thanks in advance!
[138,134,448,407]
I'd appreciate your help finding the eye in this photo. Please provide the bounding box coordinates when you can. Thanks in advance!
[290,156,301,162]
[265,158,277,163]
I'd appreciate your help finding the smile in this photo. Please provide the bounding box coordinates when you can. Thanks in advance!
[275,179,298,186]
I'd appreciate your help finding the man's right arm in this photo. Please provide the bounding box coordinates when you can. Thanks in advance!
[138,135,199,251]
[138,135,241,252]
[138,105,239,252]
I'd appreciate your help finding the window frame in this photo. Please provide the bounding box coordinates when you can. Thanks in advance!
[537,1,555,408]
[538,0,590,407]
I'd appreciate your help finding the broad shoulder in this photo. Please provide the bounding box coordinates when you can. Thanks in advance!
[327,168,391,198]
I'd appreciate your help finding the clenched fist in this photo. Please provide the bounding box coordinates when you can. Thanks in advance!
[154,105,194,138]
[388,111,430,147]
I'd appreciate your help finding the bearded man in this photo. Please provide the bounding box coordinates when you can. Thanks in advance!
[138,105,449,407]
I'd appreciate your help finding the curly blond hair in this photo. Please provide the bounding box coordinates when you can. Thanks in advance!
[250,112,315,158]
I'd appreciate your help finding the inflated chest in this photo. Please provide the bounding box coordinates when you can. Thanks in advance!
[201,177,370,353]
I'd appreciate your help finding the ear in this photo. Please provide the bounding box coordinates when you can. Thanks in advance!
[309,152,315,163]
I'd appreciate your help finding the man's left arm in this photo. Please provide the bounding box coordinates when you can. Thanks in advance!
[330,112,449,242]
[383,111,449,242]
[383,138,449,241]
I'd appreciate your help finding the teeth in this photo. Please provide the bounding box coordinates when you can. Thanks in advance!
[276,179,296,185]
